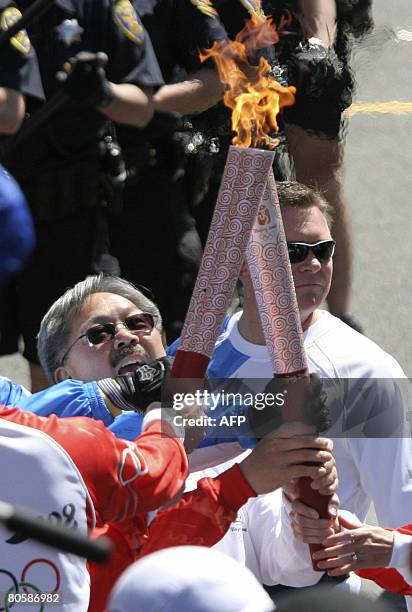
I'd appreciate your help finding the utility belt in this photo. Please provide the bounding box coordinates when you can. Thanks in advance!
[16,137,126,221]
[122,134,187,186]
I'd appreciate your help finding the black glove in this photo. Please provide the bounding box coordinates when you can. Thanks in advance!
[56,51,114,108]
[249,373,330,439]
[97,357,171,413]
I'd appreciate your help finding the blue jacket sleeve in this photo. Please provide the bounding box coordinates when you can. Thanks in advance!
[17,379,114,426]
[0,377,32,406]
[0,377,147,441]
[108,411,144,440]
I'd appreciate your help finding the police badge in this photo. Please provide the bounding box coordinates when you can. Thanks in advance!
[0,7,31,54]
[56,18,84,45]
[113,0,144,45]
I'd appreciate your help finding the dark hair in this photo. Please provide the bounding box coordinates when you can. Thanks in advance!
[37,274,162,381]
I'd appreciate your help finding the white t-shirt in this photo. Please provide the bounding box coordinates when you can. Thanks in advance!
[208,310,411,523]
[188,310,412,589]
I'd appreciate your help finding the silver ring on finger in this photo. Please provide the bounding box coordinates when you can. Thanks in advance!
[352,552,359,562]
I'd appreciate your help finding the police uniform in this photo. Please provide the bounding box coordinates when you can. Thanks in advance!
[0,1,43,284]
[0,0,163,364]
[109,0,227,341]
[0,0,44,100]
[213,0,265,37]
[185,0,284,246]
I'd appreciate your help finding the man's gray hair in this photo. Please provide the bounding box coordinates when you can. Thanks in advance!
[37,274,162,381]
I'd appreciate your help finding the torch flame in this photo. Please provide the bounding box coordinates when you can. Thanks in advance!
[200,15,296,149]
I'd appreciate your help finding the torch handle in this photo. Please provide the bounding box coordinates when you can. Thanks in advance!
[298,477,332,570]
[277,373,333,571]
[170,350,210,379]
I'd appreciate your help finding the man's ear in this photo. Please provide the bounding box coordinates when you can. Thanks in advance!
[54,366,72,383]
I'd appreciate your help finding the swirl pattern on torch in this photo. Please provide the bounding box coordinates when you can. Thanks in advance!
[246,173,307,375]
[180,147,275,359]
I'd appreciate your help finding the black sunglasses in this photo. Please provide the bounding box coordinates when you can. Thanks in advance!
[61,313,155,364]
[287,240,336,264]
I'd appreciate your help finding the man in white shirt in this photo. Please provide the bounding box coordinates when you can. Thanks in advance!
[181,181,412,603]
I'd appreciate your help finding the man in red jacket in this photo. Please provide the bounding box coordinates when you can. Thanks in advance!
[0,405,187,611]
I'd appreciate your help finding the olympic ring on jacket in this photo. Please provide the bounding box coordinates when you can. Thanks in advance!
[0,560,60,611]
[5,582,43,612]
[21,559,60,593]
[0,571,18,612]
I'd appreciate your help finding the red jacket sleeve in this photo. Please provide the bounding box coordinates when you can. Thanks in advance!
[139,463,256,557]
[0,407,188,524]
[358,525,412,595]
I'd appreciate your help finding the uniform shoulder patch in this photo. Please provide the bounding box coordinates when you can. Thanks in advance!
[190,0,218,19]
[239,0,265,20]
[113,0,144,45]
[0,7,31,55]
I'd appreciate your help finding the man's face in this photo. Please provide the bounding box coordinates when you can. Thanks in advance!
[55,292,165,382]
[282,205,333,324]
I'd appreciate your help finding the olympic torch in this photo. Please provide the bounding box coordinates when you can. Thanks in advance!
[166,145,274,454]
[197,15,331,568]
[170,14,294,382]
[246,172,331,569]
[167,11,331,565]
[170,145,275,379]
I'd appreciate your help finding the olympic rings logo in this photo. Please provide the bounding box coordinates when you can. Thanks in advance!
[0,559,60,611]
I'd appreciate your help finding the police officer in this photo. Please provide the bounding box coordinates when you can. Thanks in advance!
[0,0,43,284]
[0,0,164,390]
[176,0,285,247]
[109,0,228,342]
[0,0,44,131]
